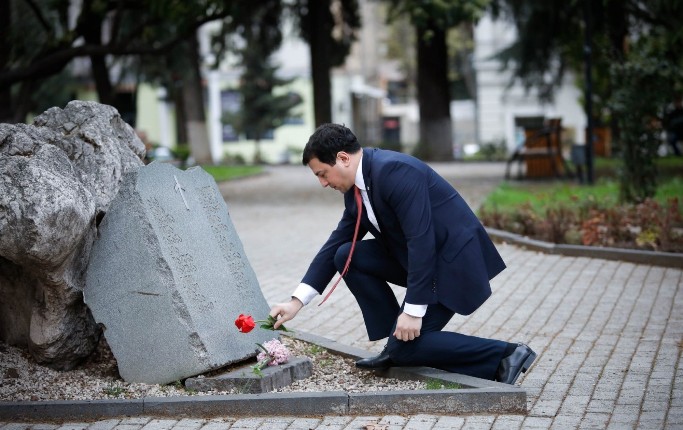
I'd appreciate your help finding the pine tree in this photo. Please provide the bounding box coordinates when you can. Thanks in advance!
[222,1,302,164]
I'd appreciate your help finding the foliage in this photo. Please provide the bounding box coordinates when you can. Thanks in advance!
[465,140,508,161]
[1,0,234,122]
[199,165,263,183]
[488,0,587,102]
[209,0,360,128]
[292,0,361,68]
[219,1,302,164]
[384,11,477,103]
[489,0,683,202]
[609,55,673,203]
[288,0,361,125]
[304,344,327,356]
[478,177,683,252]
[386,0,488,161]
[425,379,462,390]
[102,383,126,397]
[387,0,488,32]
[385,12,416,102]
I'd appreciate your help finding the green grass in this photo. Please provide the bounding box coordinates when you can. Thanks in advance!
[102,383,126,397]
[591,156,683,179]
[305,344,327,356]
[481,156,683,216]
[425,378,462,390]
[198,165,263,182]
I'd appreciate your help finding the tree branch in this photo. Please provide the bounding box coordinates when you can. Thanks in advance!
[109,0,126,45]
[23,0,53,34]
[0,10,232,90]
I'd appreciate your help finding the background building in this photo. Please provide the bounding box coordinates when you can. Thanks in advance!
[133,3,587,164]
[473,14,586,152]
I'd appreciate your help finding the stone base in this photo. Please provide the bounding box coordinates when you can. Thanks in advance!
[0,333,529,421]
[184,357,312,394]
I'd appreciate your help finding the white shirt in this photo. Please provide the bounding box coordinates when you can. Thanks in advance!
[292,153,427,318]
[354,160,380,232]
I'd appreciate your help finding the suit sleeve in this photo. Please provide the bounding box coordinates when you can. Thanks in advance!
[301,192,368,294]
[381,162,438,306]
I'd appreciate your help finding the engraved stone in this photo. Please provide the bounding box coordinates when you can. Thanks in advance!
[84,162,274,384]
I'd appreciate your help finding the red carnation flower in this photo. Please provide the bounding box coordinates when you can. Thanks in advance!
[234,314,256,333]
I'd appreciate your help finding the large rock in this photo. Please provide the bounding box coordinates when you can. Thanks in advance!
[84,162,275,384]
[0,101,145,369]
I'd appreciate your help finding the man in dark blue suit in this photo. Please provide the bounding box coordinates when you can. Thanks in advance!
[270,124,536,384]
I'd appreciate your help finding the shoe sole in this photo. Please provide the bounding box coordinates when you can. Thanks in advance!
[509,350,537,384]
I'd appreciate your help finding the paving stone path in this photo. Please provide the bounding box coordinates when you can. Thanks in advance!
[3,162,681,429]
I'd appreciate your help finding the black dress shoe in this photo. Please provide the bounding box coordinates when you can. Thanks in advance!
[355,347,394,370]
[496,343,537,385]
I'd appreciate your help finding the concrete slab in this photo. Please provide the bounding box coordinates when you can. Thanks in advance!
[184,357,313,393]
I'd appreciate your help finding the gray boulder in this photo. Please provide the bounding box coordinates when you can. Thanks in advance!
[0,101,145,370]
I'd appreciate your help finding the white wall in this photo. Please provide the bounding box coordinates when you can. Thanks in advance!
[474,14,587,152]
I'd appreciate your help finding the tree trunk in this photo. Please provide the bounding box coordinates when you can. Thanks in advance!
[0,0,13,122]
[81,5,115,106]
[181,33,213,165]
[415,24,453,161]
[253,138,263,164]
[89,55,114,107]
[12,81,36,123]
[172,82,188,147]
[306,0,333,126]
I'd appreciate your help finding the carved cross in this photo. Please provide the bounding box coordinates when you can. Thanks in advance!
[174,175,190,210]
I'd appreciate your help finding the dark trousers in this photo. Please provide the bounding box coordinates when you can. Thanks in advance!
[334,239,508,380]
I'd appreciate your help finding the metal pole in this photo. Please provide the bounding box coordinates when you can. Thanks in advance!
[584,0,595,185]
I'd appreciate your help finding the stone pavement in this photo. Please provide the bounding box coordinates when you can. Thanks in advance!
[3,162,681,429]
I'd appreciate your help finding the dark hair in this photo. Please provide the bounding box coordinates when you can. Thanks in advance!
[302,123,361,166]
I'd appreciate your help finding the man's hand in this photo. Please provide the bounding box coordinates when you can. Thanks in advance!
[393,312,422,341]
[269,298,304,329]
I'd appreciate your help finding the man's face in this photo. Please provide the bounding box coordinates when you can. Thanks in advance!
[308,154,354,193]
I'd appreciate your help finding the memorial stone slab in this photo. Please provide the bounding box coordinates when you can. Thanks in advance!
[84,162,275,384]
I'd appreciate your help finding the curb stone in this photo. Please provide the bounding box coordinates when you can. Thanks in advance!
[486,227,683,268]
[285,332,526,415]
[349,389,525,415]
[0,332,527,422]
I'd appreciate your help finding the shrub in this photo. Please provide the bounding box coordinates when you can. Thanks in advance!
[480,197,683,253]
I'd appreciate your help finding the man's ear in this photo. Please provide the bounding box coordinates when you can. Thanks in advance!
[336,151,351,166]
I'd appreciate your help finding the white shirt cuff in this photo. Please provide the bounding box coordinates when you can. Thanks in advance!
[292,283,319,306]
[403,303,428,318]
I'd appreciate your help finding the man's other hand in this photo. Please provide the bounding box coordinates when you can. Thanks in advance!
[393,312,422,341]
[269,298,304,329]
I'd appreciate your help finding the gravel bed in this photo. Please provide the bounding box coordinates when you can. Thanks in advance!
[0,337,426,401]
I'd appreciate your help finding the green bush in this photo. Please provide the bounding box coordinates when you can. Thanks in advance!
[479,176,683,252]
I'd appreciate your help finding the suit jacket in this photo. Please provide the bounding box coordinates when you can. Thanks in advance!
[302,148,506,315]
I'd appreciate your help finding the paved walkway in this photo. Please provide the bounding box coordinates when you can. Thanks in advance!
[3,162,681,429]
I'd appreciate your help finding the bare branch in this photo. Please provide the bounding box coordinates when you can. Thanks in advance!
[22,0,53,34]
[109,0,126,45]
[0,11,232,89]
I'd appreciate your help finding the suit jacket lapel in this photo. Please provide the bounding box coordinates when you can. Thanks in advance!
[361,148,386,236]
[361,147,373,194]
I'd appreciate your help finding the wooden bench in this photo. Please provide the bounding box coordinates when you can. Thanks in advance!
[505,118,572,180]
